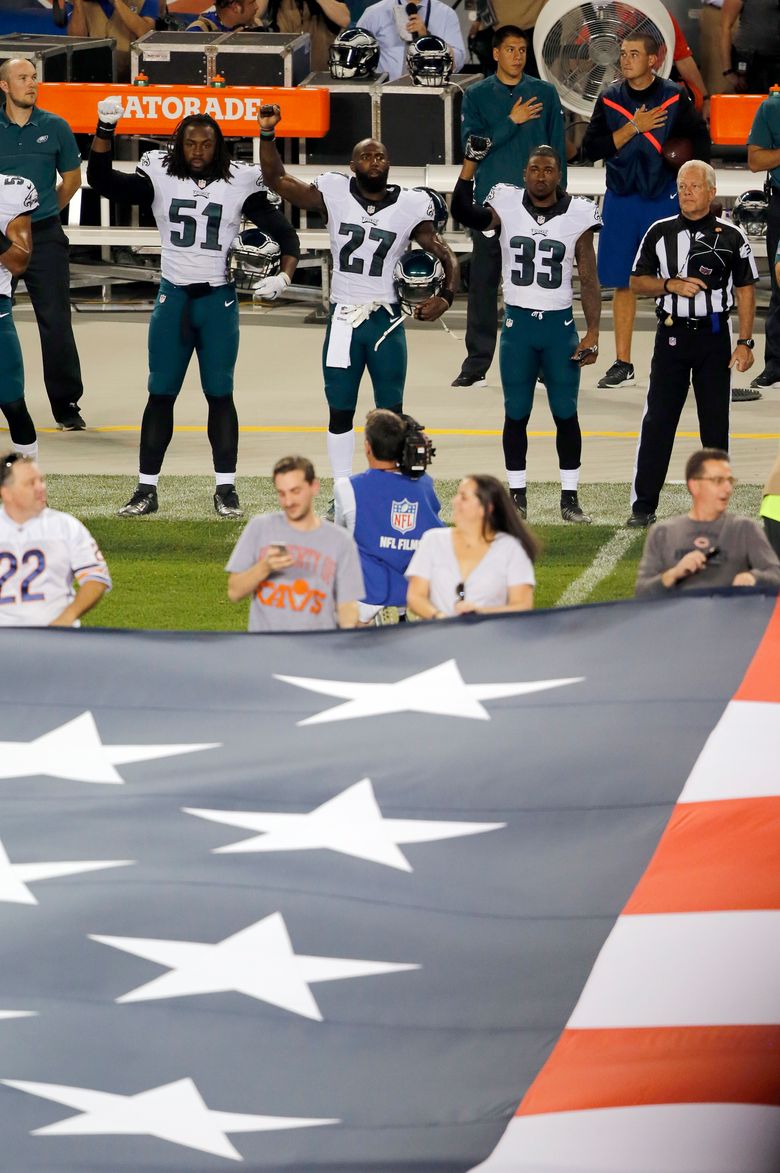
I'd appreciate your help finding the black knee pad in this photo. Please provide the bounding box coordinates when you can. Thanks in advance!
[329,408,355,435]
[0,397,36,446]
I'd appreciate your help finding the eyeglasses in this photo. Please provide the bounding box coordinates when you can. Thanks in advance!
[455,581,465,603]
[694,475,737,487]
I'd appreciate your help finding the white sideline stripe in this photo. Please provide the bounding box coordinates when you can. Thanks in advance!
[556,529,636,607]
[567,911,780,1028]
[679,700,780,803]
[471,1104,780,1172]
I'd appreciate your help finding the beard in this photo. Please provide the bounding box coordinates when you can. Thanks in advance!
[359,170,388,195]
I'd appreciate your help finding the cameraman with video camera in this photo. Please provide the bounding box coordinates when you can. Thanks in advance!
[334,408,443,624]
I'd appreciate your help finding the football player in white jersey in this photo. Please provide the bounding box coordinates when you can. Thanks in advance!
[0,454,110,626]
[452,144,602,524]
[258,104,458,482]
[0,175,39,464]
[88,105,300,518]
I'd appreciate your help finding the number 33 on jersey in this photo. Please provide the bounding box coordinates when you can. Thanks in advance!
[486,185,601,311]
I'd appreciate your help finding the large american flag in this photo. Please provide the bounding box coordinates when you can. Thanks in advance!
[0,592,778,1171]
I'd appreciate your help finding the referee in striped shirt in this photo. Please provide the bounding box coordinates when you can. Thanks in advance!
[627,160,758,527]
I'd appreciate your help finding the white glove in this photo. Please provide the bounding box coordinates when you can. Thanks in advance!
[97,98,125,126]
[253,271,291,301]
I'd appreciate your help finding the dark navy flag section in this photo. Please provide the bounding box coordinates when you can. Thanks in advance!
[0,593,776,1172]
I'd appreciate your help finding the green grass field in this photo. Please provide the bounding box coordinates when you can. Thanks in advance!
[42,475,764,630]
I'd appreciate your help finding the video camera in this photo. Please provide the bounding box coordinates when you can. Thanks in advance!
[398,414,436,479]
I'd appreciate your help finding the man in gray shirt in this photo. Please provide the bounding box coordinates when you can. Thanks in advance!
[635,447,780,597]
[226,455,364,631]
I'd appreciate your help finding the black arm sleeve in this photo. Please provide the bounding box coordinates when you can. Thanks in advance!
[582,97,617,162]
[242,191,301,260]
[451,177,494,231]
[672,90,711,162]
[86,146,155,204]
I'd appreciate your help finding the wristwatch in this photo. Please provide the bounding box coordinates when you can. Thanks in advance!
[737,338,755,348]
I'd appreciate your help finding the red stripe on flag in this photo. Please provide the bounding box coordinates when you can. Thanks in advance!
[734,596,780,703]
[516,1026,780,1115]
[624,798,780,913]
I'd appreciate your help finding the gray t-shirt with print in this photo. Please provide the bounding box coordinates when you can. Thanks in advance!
[226,513,365,632]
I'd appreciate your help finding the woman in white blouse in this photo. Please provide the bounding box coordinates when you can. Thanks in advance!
[406,475,538,619]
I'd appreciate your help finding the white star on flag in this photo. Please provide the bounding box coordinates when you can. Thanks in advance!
[91,910,419,1020]
[0,711,220,784]
[1,1076,337,1161]
[275,659,583,725]
[184,777,505,872]
[0,838,133,905]
[0,1011,35,1020]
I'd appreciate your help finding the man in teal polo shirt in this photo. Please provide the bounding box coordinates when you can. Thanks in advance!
[451,25,566,388]
[0,58,85,430]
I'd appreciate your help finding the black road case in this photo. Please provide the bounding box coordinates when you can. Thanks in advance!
[215,32,310,88]
[0,33,115,81]
[131,30,223,85]
[297,71,386,165]
[379,73,483,166]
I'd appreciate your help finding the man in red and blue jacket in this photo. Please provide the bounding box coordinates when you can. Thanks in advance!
[583,33,710,389]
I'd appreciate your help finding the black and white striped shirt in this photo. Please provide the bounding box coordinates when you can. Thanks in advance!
[631,213,758,319]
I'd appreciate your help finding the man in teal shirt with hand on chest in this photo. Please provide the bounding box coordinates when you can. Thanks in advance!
[452,24,566,389]
[0,58,85,430]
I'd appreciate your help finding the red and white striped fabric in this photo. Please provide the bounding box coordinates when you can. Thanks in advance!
[475,599,780,1173]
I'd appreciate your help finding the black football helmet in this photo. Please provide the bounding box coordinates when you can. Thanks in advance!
[414,186,448,233]
[731,190,769,238]
[227,229,281,291]
[393,248,445,313]
[328,27,380,79]
[406,35,453,87]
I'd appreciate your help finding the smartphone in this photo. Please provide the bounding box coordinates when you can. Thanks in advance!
[273,544,288,556]
[704,546,720,561]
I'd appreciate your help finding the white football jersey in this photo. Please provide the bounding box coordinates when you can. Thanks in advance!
[136,152,266,286]
[0,507,111,627]
[486,186,601,312]
[0,176,38,299]
[315,172,433,304]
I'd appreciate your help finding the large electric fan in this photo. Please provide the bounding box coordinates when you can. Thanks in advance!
[534,0,676,116]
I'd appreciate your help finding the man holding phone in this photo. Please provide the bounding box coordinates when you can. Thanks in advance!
[226,455,364,631]
[635,448,780,595]
[451,143,601,523]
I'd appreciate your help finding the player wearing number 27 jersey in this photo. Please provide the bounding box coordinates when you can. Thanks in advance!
[259,106,459,482]
[88,107,300,519]
[453,143,602,524]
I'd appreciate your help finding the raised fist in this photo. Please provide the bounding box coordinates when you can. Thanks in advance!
[97,98,125,126]
[464,134,492,161]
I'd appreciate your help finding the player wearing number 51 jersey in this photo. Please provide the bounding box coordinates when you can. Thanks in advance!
[259,104,458,482]
[453,144,602,523]
[0,454,110,627]
[87,106,300,518]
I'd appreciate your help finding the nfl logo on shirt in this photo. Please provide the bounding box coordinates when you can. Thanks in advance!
[391,499,418,533]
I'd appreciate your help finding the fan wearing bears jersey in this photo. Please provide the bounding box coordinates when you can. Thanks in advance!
[259,104,458,481]
[0,175,39,465]
[88,105,300,518]
[452,144,601,523]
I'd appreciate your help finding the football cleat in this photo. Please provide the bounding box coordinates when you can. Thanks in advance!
[560,493,592,524]
[626,511,657,528]
[118,485,158,517]
[510,488,527,519]
[214,484,243,518]
[56,404,86,431]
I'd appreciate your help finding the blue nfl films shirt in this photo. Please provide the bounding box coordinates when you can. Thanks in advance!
[342,469,444,606]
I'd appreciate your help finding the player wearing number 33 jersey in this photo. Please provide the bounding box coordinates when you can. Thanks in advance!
[87,110,300,518]
[259,115,458,482]
[0,454,110,627]
[453,145,602,524]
